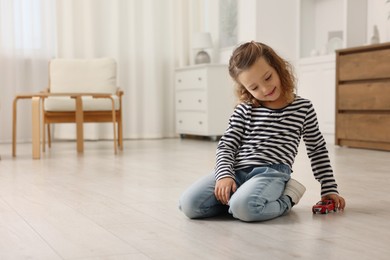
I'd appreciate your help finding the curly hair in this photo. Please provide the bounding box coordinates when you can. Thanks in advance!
[228,41,296,107]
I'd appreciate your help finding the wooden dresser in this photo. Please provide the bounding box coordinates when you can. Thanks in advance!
[335,42,390,151]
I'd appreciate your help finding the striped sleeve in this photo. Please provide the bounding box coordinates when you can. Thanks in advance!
[214,104,247,181]
[302,102,339,196]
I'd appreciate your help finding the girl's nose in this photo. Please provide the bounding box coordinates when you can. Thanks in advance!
[260,84,271,94]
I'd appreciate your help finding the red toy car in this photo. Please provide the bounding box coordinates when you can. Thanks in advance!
[312,200,336,214]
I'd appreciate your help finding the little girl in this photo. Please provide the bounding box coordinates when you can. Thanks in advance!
[179,41,345,222]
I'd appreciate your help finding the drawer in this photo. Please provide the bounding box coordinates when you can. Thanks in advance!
[176,90,207,111]
[338,48,390,81]
[176,112,208,134]
[337,113,390,143]
[338,82,390,110]
[175,69,207,90]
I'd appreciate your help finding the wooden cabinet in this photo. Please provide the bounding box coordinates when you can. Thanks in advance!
[335,42,390,151]
[175,64,234,139]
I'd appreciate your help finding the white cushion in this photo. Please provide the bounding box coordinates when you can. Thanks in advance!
[44,96,120,111]
[49,58,117,94]
[46,58,119,111]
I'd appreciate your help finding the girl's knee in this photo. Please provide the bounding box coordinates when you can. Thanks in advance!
[179,195,202,219]
[229,196,266,222]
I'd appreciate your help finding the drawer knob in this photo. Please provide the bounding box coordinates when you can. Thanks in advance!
[198,99,202,103]
[179,120,183,124]
[199,121,203,125]
[198,77,202,81]
[177,79,182,83]
[178,99,182,103]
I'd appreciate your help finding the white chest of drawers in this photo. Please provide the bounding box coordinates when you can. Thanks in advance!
[175,64,234,139]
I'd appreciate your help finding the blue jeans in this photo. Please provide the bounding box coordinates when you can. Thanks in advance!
[179,164,292,222]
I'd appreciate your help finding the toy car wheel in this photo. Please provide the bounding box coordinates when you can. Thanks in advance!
[325,209,328,214]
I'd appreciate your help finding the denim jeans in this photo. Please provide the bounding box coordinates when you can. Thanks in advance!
[179,164,292,222]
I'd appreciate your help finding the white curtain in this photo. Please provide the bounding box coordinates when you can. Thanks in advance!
[0,0,56,142]
[53,0,194,140]
[54,0,198,139]
[0,0,195,143]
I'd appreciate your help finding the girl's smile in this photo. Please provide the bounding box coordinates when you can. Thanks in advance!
[265,87,276,97]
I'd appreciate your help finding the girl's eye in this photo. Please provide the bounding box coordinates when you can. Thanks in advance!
[265,74,272,81]
[251,86,258,91]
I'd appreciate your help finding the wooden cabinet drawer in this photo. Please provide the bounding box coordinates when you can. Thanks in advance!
[338,82,390,110]
[176,90,207,111]
[175,69,206,90]
[337,113,390,143]
[339,48,390,81]
[176,112,208,134]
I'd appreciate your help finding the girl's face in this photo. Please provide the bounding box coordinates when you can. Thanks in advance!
[237,57,287,109]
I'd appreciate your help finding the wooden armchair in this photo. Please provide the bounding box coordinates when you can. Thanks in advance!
[42,58,123,154]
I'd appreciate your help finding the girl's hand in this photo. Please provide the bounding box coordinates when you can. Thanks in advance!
[322,194,346,210]
[215,178,237,205]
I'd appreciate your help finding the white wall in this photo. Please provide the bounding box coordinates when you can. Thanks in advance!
[216,0,299,65]
[254,0,298,62]
[202,0,389,65]
[367,0,390,43]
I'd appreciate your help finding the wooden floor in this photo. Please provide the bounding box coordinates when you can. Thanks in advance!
[1,137,390,260]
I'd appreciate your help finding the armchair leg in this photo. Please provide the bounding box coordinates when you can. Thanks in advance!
[118,117,123,150]
[113,122,118,154]
[12,97,18,157]
[42,102,46,152]
[111,106,117,155]
[48,124,52,148]
[42,121,46,152]
[32,97,41,159]
[74,96,84,153]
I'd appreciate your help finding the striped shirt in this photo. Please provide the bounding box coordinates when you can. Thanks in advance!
[215,96,338,196]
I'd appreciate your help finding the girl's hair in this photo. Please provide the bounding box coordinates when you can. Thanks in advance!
[228,41,296,107]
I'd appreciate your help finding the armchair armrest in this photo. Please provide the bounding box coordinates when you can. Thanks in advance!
[41,92,113,98]
[41,88,50,93]
[116,87,124,97]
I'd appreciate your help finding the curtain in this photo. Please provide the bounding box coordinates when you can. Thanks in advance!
[0,0,195,143]
[0,0,56,142]
[53,0,193,140]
